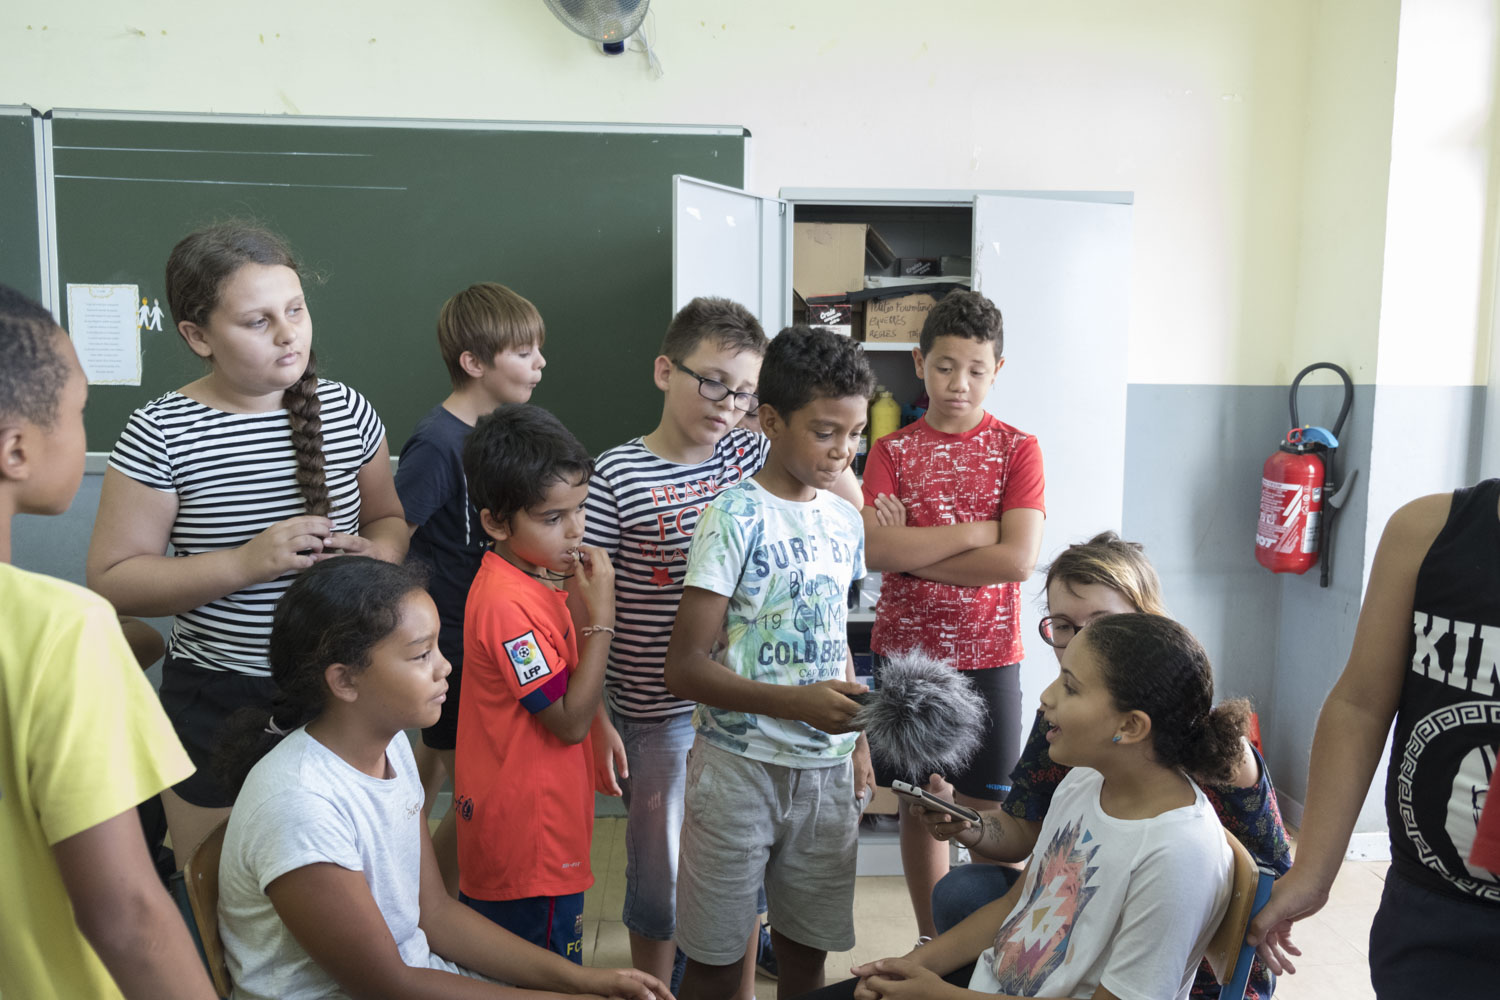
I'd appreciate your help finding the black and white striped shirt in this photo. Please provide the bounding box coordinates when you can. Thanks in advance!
[108,380,385,676]
[584,429,768,718]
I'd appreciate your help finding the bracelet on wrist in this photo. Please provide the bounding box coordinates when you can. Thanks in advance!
[581,624,616,639]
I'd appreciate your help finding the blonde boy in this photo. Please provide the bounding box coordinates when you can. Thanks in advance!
[396,282,546,890]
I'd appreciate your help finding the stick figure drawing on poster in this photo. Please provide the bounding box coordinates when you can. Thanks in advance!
[147,299,164,331]
[137,297,150,329]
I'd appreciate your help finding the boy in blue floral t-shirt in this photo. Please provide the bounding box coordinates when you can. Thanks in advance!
[664,326,876,1000]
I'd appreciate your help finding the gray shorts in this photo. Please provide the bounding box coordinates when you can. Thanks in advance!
[675,737,859,965]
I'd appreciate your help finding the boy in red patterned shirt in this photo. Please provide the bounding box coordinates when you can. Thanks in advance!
[860,288,1046,940]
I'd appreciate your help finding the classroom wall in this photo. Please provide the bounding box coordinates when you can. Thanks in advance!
[5,0,1339,386]
[8,2,1500,839]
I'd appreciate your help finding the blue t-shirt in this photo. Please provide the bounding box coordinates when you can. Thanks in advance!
[395,405,487,651]
[682,478,865,768]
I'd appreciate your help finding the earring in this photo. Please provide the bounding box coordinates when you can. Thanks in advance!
[1111,734,1122,744]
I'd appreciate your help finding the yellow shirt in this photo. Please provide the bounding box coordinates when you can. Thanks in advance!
[0,563,194,1000]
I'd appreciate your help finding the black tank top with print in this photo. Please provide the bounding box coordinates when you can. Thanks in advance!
[1385,478,1500,904]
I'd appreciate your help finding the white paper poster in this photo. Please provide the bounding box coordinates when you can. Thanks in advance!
[66,283,142,385]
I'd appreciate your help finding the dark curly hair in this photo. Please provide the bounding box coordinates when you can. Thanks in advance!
[1080,613,1250,782]
[661,296,767,362]
[757,324,875,417]
[214,557,428,795]
[918,288,1004,357]
[463,404,593,525]
[0,284,69,427]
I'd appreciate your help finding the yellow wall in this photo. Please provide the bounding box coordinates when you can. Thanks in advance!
[0,1,1441,385]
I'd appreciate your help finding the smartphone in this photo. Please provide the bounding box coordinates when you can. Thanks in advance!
[890,780,983,824]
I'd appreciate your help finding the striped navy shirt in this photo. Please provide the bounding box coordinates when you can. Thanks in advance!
[108,380,385,676]
[584,429,768,718]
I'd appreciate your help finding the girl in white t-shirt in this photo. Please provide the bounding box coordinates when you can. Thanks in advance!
[795,612,1241,1000]
[215,556,670,1000]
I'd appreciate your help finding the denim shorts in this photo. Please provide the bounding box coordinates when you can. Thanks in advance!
[610,708,697,940]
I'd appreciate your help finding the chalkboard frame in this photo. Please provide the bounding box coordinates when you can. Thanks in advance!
[38,110,746,456]
[0,106,44,304]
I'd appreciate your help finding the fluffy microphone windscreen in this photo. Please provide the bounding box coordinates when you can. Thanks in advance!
[852,648,989,779]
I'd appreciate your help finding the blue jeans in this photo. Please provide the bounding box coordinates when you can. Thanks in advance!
[611,708,697,940]
[931,862,1022,934]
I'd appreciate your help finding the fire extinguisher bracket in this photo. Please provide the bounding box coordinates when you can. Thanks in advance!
[1254,363,1356,588]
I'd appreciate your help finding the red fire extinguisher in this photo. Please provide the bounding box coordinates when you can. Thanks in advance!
[1255,362,1355,586]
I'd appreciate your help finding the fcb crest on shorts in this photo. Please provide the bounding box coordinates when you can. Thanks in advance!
[504,630,551,685]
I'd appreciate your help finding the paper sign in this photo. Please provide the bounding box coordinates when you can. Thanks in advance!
[66,284,142,385]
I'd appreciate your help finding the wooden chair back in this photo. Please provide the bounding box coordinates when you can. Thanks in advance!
[1202,829,1276,1000]
[183,819,232,998]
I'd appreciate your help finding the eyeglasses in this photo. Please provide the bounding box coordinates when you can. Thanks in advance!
[1038,615,1085,649]
[675,361,759,413]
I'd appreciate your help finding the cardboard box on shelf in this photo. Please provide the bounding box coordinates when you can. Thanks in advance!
[940,255,972,276]
[793,223,868,299]
[807,299,853,338]
[864,291,938,344]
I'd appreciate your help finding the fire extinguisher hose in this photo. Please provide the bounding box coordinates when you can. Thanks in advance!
[1289,363,1355,587]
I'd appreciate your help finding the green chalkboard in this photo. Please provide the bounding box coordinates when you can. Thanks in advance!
[0,108,41,302]
[49,114,744,454]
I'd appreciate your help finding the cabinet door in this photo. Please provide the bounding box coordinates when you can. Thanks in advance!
[672,175,791,331]
[972,194,1133,706]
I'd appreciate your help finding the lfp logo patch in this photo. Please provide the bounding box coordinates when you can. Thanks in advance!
[504,631,550,685]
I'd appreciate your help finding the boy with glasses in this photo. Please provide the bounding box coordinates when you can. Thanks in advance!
[583,297,773,999]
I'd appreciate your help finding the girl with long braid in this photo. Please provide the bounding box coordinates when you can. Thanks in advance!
[87,222,408,867]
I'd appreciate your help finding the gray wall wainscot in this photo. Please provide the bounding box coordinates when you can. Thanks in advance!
[1123,383,1375,819]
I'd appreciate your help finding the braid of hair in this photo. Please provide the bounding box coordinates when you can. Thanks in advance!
[212,669,327,797]
[284,349,330,518]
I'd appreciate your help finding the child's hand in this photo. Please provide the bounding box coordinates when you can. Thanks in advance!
[853,735,875,803]
[578,966,675,1000]
[794,679,868,734]
[1247,868,1320,975]
[319,531,396,563]
[850,957,943,1000]
[591,713,628,797]
[237,516,334,581]
[872,493,908,527]
[568,545,616,625]
[912,773,975,842]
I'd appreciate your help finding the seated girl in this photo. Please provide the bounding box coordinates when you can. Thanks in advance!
[214,556,671,1000]
[796,612,1241,1000]
[918,532,1289,999]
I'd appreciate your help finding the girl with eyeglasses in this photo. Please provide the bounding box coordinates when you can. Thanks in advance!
[916,531,1291,1000]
